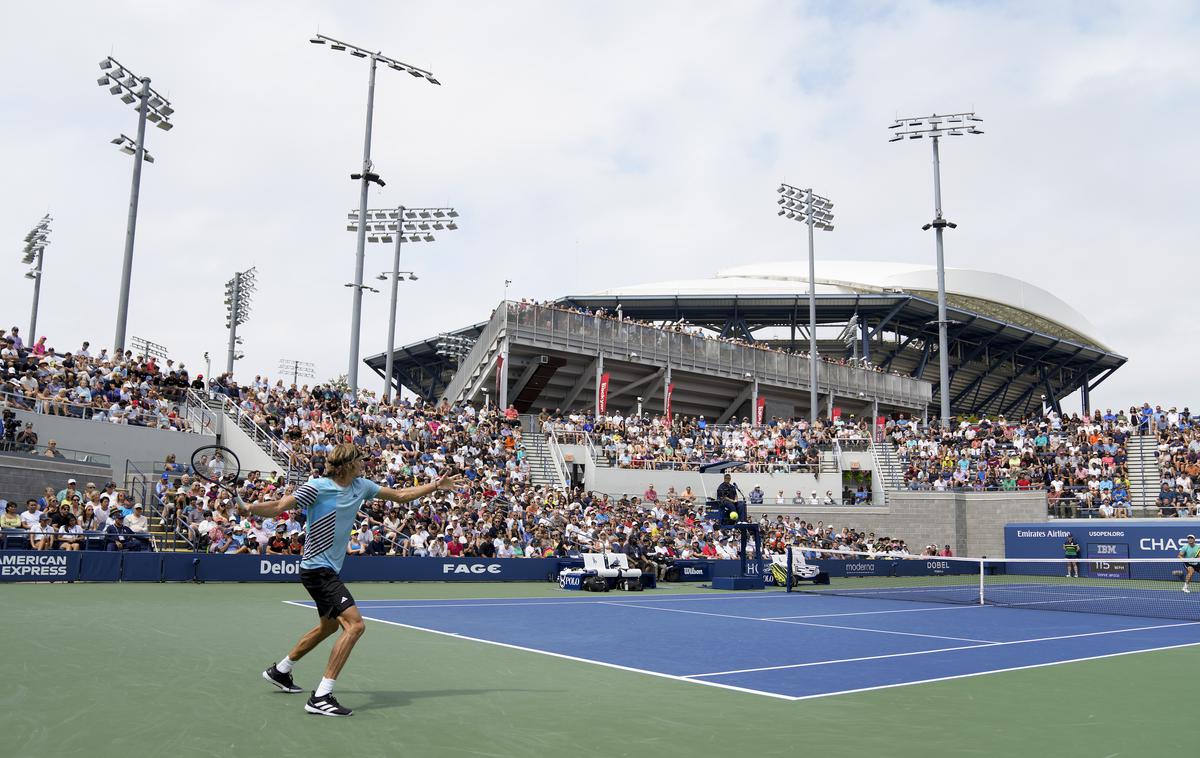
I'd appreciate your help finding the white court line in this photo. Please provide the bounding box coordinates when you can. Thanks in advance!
[347,591,801,610]
[281,601,1200,702]
[780,641,1200,702]
[764,605,985,620]
[281,600,796,701]
[686,619,1200,677]
[598,601,1000,643]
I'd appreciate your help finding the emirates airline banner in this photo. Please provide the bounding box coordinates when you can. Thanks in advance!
[755,396,766,425]
[598,372,610,414]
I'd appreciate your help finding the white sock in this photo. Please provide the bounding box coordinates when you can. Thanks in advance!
[276,657,294,674]
[315,677,336,697]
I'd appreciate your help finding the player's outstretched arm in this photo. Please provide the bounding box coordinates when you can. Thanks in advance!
[239,495,298,519]
[378,474,468,505]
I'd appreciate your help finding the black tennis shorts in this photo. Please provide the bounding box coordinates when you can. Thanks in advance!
[300,567,356,619]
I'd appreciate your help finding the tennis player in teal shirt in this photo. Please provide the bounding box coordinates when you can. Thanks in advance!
[1178,534,1200,593]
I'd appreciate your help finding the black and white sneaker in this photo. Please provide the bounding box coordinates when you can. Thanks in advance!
[263,665,302,693]
[305,692,353,717]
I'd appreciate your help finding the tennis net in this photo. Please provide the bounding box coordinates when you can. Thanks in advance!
[781,547,1200,622]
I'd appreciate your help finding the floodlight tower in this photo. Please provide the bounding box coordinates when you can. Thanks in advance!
[224,268,256,374]
[310,33,441,400]
[776,183,834,426]
[888,111,983,428]
[96,56,174,355]
[21,215,51,339]
[279,359,315,386]
[349,206,458,402]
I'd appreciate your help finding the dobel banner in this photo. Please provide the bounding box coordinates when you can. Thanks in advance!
[666,382,674,422]
[598,372,610,414]
[755,396,766,425]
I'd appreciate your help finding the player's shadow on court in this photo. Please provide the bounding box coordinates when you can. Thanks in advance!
[342,688,547,711]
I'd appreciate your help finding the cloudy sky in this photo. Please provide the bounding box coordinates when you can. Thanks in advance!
[2,1,1196,410]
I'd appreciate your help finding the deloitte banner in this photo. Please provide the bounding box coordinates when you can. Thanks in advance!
[1005,521,1200,560]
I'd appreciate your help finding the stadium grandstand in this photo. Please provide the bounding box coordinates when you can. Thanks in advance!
[369,261,1125,421]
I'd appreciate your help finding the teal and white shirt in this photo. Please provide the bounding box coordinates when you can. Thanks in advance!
[292,477,382,573]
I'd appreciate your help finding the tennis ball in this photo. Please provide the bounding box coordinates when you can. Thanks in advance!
[728,511,739,521]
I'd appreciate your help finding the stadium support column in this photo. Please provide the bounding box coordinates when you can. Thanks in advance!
[664,366,671,417]
[1080,381,1091,416]
[750,376,758,427]
[594,354,603,414]
[498,340,509,411]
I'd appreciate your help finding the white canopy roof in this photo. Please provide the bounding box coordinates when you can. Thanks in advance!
[590,260,1108,351]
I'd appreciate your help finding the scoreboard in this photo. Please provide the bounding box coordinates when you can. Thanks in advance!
[1087,542,1129,579]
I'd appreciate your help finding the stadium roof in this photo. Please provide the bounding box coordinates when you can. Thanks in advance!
[590,261,1110,352]
[369,261,1126,418]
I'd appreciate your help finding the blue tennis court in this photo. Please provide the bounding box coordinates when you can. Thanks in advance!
[286,589,1200,700]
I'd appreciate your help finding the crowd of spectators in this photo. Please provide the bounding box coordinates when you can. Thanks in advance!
[0,326,201,430]
[512,300,907,377]
[541,408,876,476]
[885,404,1200,518]
[0,476,155,551]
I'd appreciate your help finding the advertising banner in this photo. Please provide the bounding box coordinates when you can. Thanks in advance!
[1005,521,1200,560]
[0,551,80,581]
[666,383,675,422]
[598,372,610,414]
[755,396,765,425]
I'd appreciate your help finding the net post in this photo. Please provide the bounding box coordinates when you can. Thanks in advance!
[786,546,793,593]
[978,558,985,605]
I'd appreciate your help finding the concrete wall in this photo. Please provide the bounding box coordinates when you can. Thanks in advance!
[0,453,112,505]
[746,491,1046,558]
[563,444,882,505]
[10,409,216,482]
[213,414,285,477]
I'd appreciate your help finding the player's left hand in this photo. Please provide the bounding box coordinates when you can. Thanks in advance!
[435,473,468,491]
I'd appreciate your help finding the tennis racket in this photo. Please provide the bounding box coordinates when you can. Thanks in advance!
[190,444,244,510]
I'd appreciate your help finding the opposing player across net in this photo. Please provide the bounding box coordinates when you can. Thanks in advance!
[783,547,1200,622]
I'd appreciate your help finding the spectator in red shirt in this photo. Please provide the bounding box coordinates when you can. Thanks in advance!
[446,535,464,557]
[940,545,953,557]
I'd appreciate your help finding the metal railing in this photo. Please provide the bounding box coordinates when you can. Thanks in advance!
[543,432,570,489]
[546,422,826,473]
[0,529,155,551]
[196,389,298,483]
[0,387,211,433]
[505,303,932,407]
[441,305,509,404]
[0,441,110,466]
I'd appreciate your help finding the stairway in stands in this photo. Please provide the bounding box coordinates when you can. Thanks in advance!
[1125,434,1160,515]
[199,391,303,484]
[523,432,559,488]
[869,439,903,504]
